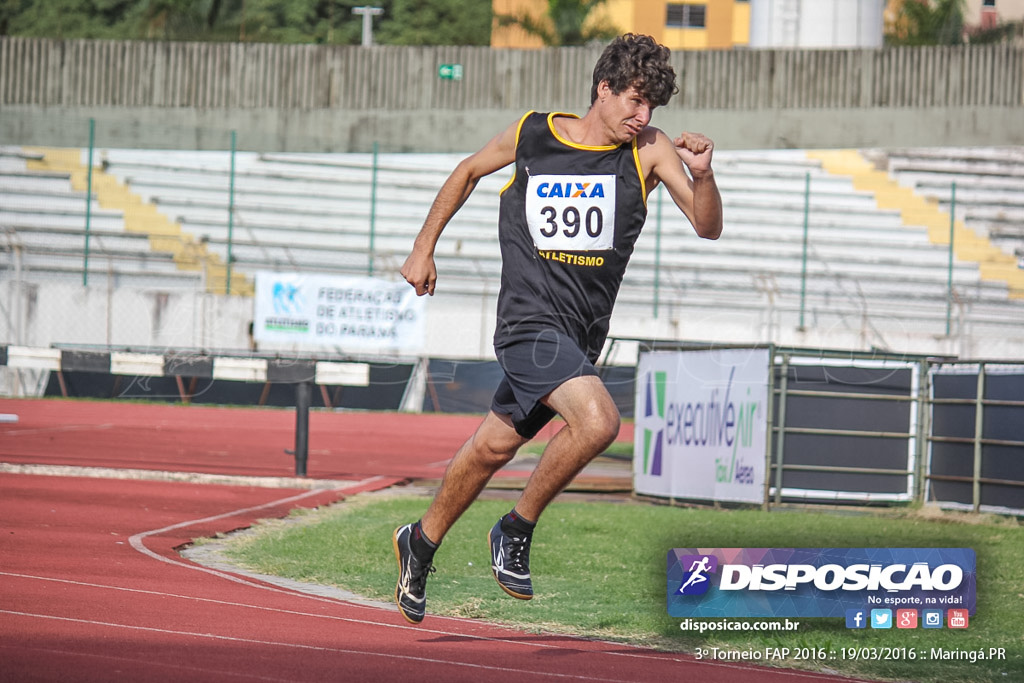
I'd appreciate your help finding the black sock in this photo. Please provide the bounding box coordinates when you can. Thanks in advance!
[500,508,536,536]
[410,520,438,562]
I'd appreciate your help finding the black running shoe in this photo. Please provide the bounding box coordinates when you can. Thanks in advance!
[488,519,533,600]
[393,523,435,624]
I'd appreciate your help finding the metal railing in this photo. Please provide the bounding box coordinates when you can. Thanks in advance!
[769,351,1024,515]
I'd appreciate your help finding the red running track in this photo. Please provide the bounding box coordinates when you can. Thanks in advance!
[0,398,631,481]
[0,399,867,682]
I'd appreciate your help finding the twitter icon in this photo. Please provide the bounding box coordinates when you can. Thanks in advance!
[871,609,893,629]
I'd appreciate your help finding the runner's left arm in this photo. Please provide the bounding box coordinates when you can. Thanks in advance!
[644,129,723,240]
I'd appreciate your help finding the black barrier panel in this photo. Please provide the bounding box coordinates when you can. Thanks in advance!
[782,468,910,495]
[45,371,125,399]
[60,350,110,374]
[772,364,914,500]
[984,482,1024,510]
[164,354,214,378]
[423,360,638,418]
[930,370,1024,510]
[423,360,504,414]
[931,373,979,507]
[986,373,1024,443]
[330,363,412,410]
[266,359,317,383]
[598,365,637,419]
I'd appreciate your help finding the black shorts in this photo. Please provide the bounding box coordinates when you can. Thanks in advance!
[490,329,599,439]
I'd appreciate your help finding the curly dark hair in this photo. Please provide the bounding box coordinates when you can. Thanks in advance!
[590,33,678,107]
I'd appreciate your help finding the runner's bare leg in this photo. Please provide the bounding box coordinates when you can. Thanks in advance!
[514,375,620,521]
[420,411,529,543]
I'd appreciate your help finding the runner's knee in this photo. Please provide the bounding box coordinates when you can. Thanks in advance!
[575,397,620,451]
[470,434,519,469]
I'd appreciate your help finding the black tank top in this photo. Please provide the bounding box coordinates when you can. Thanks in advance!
[494,111,648,358]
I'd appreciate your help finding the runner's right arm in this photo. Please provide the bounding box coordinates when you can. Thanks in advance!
[401,122,520,296]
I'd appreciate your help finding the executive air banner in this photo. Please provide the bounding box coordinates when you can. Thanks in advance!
[253,271,425,352]
[634,348,769,504]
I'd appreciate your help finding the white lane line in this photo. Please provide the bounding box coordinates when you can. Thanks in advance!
[0,572,859,681]
[98,477,856,681]
[0,643,296,683]
[0,609,640,683]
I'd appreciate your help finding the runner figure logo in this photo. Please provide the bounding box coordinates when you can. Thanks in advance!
[677,554,718,595]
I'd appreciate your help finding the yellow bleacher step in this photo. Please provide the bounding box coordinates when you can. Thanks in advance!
[25,147,251,296]
[808,149,1024,300]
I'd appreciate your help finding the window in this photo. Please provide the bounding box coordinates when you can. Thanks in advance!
[982,0,995,6]
[666,3,707,29]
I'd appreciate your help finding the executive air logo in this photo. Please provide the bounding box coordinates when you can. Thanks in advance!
[667,548,976,619]
[641,371,667,476]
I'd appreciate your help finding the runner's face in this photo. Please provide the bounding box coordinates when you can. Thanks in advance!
[599,83,652,143]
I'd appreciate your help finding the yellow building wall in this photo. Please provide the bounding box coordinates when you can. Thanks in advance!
[732,0,750,45]
[492,0,751,49]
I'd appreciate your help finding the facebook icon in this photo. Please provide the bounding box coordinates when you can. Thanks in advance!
[846,609,867,629]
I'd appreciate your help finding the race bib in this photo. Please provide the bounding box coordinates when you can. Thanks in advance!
[525,174,616,251]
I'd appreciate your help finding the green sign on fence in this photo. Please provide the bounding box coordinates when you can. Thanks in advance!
[438,64,463,81]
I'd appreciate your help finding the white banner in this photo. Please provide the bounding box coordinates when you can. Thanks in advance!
[253,272,424,352]
[633,348,770,504]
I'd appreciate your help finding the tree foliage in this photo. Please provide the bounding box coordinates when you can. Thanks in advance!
[1,0,491,45]
[378,0,491,46]
[496,0,618,47]
[885,0,966,46]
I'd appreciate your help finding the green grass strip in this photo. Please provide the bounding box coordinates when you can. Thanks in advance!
[221,495,1023,683]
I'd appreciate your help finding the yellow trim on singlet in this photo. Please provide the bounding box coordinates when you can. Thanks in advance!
[546,112,621,151]
[631,137,647,207]
[499,111,647,205]
[498,111,535,196]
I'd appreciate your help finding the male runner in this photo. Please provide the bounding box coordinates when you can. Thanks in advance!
[393,33,723,624]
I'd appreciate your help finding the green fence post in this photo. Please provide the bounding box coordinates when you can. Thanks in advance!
[798,171,810,330]
[762,345,777,511]
[226,130,237,295]
[654,185,663,318]
[83,118,95,287]
[946,181,956,336]
[773,354,791,505]
[369,141,379,276]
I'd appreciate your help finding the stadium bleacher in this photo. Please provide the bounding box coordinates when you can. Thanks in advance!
[879,146,1024,262]
[0,147,203,290]
[3,144,1022,357]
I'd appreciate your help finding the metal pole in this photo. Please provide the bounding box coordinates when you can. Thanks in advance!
[368,141,379,276]
[84,118,95,287]
[972,364,985,513]
[294,381,311,477]
[915,359,932,505]
[654,185,663,318]
[352,6,384,47]
[946,181,956,336]
[226,130,237,295]
[798,171,810,330]
[762,345,776,511]
[773,354,791,505]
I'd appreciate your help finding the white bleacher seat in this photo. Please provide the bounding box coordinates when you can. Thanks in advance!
[5,145,1021,353]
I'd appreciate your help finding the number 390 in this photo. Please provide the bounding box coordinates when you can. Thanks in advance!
[539,206,603,239]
